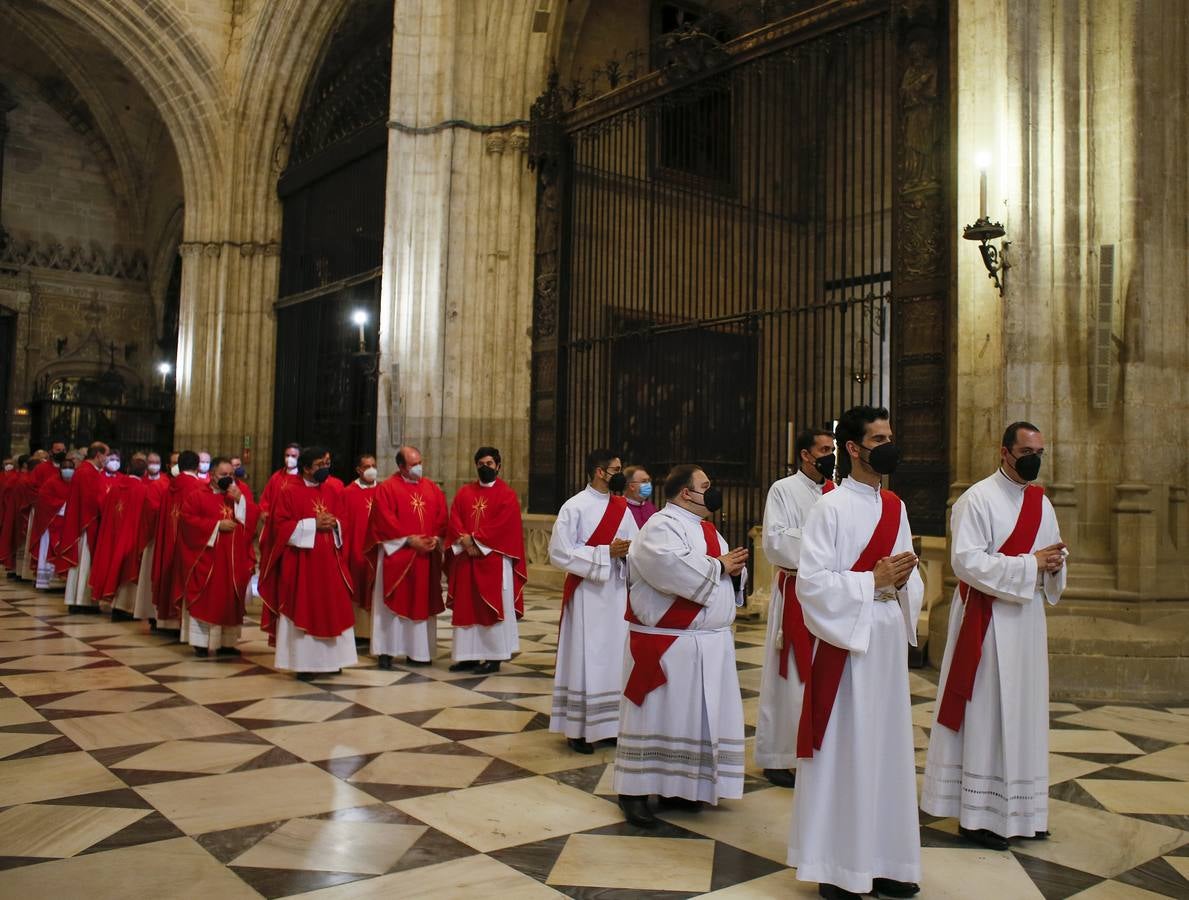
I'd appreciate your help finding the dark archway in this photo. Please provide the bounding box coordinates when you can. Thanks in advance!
[273,0,392,481]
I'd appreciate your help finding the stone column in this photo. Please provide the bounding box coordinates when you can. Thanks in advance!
[376,0,548,499]
[173,239,279,478]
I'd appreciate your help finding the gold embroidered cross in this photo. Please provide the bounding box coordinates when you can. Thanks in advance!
[410,493,427,529]
[470,496,488,530]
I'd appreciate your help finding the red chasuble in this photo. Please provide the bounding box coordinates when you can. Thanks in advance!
[56,464,116,572]
[0,470,36,569]
[339,481,379,609]
[28,472,72,565]
[142,476,170,538]
[88,475,152,601]
[445,479,527,627]
[796,488,902,758]
[777,479,835,681]
[150,473,208,620]
[363,477,447,620]
[936,484,1045,731]
[179,488,259,627]
[257,479,355,638]
[560,494,628,625]
[623,517,722,706]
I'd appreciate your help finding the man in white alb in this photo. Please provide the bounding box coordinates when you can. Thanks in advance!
[921,421,1067,850]
[614,464,748,828]
[549,449,638,753]
[788,405,923,900]
[754,427,836,787]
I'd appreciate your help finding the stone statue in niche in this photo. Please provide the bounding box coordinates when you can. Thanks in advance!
[899,38,940,189]
[900,190,942,279]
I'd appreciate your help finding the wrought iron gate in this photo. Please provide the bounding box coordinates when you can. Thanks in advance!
[530,0,951,547]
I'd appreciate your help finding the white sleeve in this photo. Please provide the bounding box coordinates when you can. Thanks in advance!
[288,518,316,549]
[548,501,610,583]
[950,491,1037,604]
[761,482,806,570]
[627,517,722,607]
[206,524,219,548]
[472,538,494,557]
[1041,501,1067,606]
[892,504,925,646]
[383,538,408,555]
[233,496,246,525]
[795,502,875,654]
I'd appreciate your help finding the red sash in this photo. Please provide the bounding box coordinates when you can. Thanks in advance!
[778,479,834,680]
[623,518,720,706]
[796,489,901,758]
[560,494,627,625]
[936,484,1044,731]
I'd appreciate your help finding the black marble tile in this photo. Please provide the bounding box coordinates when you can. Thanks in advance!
[386,827,478,874]
[709,841,787,891]
[345,781,450,802]
[919,824,972,849]
[1116,855,1189,897]
[195,821,284,863]
[311,752,378,780]
[1078,766,1180,782]
[190,728,273,745]
[1123,813,1189,831]
[1012,852,1105,900]
[426,728,507,742]
[40,787,152,809]
[81,809,186,854]
[1048,779,1107,810]
[229,865,373,899]
[1124,735,1177,754]
[555,886,696,899]
[6,734,81,759]
[0,855,51,872]
[326,702,385,721]
[227,745,306,772]
[472,756,537,786]
[549,763,609,795]
[488,833,570,883]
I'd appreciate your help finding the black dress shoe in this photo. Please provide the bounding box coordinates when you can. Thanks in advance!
[377,654,393,670]
[818,884,862,899]
[567,737,594,754]
[111,608,135,622]
[1020,829,1050,840]
[472,659,501,675]
[764,767,796,788]
[296,671,317,681]
[193,646,209,657]
[404,657,432,666]
[448,660,478,671]
[658,795,701,812]
[873,878,920,898]
[618,794,658,828]
[959,825,1009,851]
[66,604,79,614]
[216,646,241,656]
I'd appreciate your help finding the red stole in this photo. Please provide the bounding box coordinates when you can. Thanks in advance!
[560,494,628,625]
[778,479,834,680]
[796,489,901,758]
[936,484,1044,731]
[623,517,721,706]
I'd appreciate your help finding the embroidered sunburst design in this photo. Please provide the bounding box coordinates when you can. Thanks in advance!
[312,499,330,518]
[365,497,374,514]
[219,505,235,521]
[410,493,427,529]
[471,496,488,529]
[114,500,124,515]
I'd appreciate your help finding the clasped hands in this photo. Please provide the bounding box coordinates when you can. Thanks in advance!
[314,511,338,532]
[408,534,441,554]
[459,534,482,558]
[718,547,748,576]
[1033,542,1067,574]
[872,551,918,595]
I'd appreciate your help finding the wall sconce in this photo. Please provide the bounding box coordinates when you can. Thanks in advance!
[351,309,381,381]
[962,152,1010,295]
[157,361,172,389]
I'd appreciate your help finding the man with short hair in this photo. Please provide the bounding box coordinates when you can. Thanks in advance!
[549,448,638,753]
[196,450,212,483]
[57,442,115,613]
[134,452,171,620]
[340,453,380,641]
[614,464,748,827]
[258,446,357,679]
[623,465,658,528]
[30,454,75,589]
[366,446,447,668]
[90,452,153,620]
[21,441,66,580]
[446,447,527,675]
[788,405,923,900]
[922,421,1067,850]
[179,458,258,657]
[754,428,837,788]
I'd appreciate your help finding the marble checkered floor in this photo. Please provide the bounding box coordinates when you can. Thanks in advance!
[0,579,1186,899]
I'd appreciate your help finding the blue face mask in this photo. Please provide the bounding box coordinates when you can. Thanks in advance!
[638,482,653,500]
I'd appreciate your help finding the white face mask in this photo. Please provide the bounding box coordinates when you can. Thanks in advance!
[62,467,75,481]
[405,463,423,481]
[362,467,378,483]
[198,460,211,473]
[147,463,161,474]
[285,455,298,471]
[105,458,121,473]
[170,464,180,477]
[2,464,12,472]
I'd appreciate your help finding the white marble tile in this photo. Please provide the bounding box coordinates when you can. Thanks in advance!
[231,818,426,874]
[657,786,792,864]
[1058,706,1189,744]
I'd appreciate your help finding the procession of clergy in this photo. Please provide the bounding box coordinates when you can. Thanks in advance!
[0,404,1066,900]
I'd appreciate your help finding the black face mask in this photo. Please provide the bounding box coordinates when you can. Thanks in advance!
[233,466,246,480]
[1011,451,1042,482]
[813,454,836,480]
[52,451,67,464]
[690,486,723,513]
[129,463,148,478]
[607,472,627,494]
[311,466,331,484]
[861,442,901,476]
[477,465,498,484]
[216,475,235,491]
